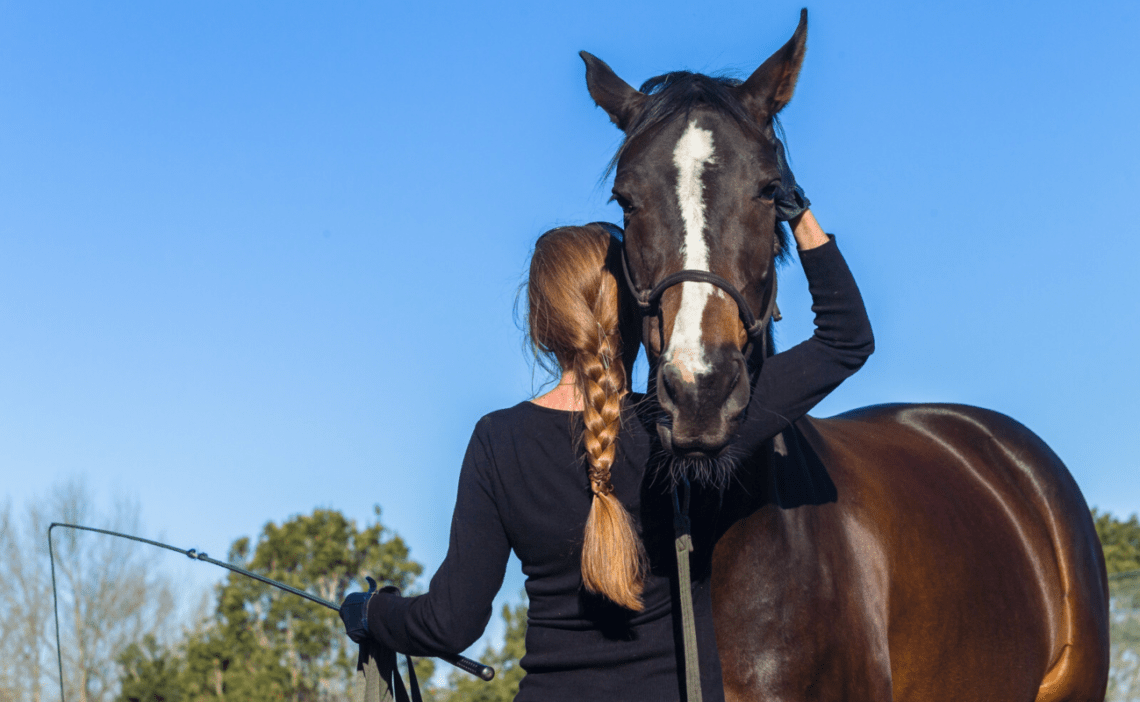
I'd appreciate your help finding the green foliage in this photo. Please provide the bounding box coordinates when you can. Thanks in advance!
[116,635,185,702]
[436,595,527,702]
[115,507,423,702]
[1092,508,1140,575]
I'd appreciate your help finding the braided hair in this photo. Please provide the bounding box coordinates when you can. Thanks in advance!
[527,223,647,610]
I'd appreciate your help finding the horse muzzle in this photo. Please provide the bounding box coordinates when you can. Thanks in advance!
[656,351,749,456]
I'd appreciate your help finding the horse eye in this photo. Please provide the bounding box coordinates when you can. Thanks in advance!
[758,183,781,201]
[611,191,637,214]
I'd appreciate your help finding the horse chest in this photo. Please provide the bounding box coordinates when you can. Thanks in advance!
[709,503,893,700]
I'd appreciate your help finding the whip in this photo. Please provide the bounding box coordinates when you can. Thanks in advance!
[47,522,494,701]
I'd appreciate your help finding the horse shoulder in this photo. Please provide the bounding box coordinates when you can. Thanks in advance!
[711,426,895,700]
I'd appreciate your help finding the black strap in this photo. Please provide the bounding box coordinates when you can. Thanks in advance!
[359,639,423,702]
[672,480,702,702]
[620,248,780,345]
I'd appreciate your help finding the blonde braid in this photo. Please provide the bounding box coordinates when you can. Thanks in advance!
[526,223,647,611]
[576,279,648,611]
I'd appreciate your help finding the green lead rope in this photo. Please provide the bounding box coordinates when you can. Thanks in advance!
[673,479,703,702]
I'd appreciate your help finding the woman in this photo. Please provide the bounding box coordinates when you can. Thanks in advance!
[341,167,873,700]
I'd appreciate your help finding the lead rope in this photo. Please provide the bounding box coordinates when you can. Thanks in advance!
[358,587,422,702]
[359,638,421,702]
[673,479,703,702]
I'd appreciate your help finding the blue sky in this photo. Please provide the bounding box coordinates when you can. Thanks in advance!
[3,0,1138,658]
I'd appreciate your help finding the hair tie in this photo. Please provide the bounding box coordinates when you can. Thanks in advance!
[591,478,612,497]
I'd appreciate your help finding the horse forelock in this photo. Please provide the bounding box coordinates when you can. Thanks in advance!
[605,71,763,179]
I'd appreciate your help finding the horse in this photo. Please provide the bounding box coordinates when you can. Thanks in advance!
[580,10,1109,701]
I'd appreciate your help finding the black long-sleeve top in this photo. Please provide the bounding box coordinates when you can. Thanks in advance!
[366,238,873,701]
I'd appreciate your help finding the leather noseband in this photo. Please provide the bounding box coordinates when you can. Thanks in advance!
[620,247,780,359]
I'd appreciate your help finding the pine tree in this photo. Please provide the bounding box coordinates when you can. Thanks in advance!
[436,595,526,702]
[1092,508,1140,575]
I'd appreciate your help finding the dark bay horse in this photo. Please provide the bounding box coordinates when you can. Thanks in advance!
[581,10,1109,701]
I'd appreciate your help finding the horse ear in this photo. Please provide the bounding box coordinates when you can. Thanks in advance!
[580,51,647,132]
[738,9,808,119]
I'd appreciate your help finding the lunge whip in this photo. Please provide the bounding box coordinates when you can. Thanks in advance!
[47,522,494,701]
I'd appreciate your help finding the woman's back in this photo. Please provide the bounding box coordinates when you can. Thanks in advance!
[460,399,722,700]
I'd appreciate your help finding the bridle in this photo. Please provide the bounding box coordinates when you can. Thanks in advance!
[619,246,781,361]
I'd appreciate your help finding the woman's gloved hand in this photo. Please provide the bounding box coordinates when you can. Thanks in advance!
[772,138,811,222]
[340,577,381,643]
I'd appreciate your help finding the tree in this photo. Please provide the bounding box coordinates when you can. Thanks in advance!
[115,507,428,702]
[435,595,527,702]
[0,479,176,702]
[1092,508,1140,575]
[0,501,50,702]
[1107,570,1140,701]
[116,634,185,702]
[1093,509,1140,700]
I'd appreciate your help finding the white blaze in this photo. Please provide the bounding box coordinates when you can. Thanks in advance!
[666,120,718,383]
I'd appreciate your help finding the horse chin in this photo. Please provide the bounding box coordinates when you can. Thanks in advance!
[656,422,739,487]
[657,423,728,456]
[661,419,738,458]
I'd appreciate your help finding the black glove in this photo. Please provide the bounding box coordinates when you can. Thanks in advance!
[772,137,811,222]
[340,576,378,644]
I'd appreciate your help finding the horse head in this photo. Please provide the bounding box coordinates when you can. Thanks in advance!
[582,10,807,459]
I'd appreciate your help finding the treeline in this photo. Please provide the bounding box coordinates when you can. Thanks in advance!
[1093,508,1140,575]
[1,481,179,702]
[3,480,1139,702]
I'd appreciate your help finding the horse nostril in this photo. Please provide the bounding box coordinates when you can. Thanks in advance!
[660,364,678,400]
[723,356,751,420]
